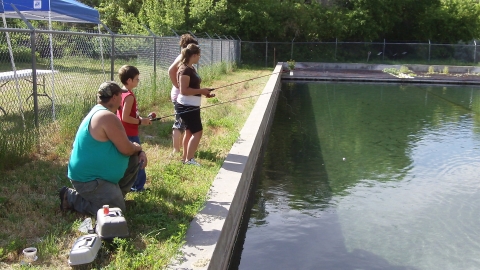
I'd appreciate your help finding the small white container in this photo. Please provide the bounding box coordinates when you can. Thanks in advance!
[95,207,129,240]
[68,234,101,266]
[22,247,37,262]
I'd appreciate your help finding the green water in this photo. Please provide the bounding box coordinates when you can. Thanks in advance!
[236,82,480,270]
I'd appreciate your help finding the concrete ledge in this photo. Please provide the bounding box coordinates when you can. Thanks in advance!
[284,62,480,85]
[282,76,480,86]
[292,62,480,73]
[168,64,283,270]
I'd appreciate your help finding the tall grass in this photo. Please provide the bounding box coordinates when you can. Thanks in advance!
[0,60,236,170]
[0,121,37,171]
[0,63,271,269]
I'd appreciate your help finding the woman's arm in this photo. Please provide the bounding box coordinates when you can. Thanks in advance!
[168,55,182,88]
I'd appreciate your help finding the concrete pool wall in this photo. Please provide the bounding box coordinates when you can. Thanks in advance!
[168,64,283,270]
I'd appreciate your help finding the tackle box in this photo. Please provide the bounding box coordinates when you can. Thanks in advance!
[95,207,129,239]
[68,234,101,266]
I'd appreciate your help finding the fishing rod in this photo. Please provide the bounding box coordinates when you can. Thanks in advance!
[208,63,326,92]
[147,63,324,119]
[148,91,276,121]
[209,70,288,91]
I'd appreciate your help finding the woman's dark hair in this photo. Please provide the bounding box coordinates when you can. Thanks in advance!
[179,34,198,49]
[179,44,201,66]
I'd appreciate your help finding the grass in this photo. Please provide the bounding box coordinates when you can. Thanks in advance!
[0,63,272,269]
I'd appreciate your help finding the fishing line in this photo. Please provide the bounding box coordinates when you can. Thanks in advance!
[151,63,326,120]
[149,91,277,121]
[208,63,326,92]
[413,85,473,112]
[209,71,288,91]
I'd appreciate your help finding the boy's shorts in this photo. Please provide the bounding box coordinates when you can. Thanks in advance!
[172,102,186,130]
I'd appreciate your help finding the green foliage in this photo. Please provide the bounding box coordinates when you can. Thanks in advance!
[0,36,42,66]
[399,65,411,74]
[443,66,450,74]
[86,0,480,42]
[287,59,296,70]
[428,66,435,74]
[139,0,187,35]
[383,66,416,77]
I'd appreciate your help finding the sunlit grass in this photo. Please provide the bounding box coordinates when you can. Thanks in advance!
[0,64,272,269]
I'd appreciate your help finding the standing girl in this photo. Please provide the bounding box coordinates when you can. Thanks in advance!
[168,34,198,157]
[176,44,214,166]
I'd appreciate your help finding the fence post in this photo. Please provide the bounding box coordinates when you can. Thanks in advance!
[143,25,157,92]
[428,40,431,63]
[383,39,385,61]
[101,23,115,80]
[13,5,38,127]
[291,37,295,60]
[474,40,477,64]
[170,28,179,37]
[111,36,115,80]
[335,38,338,61]
[215,34,223,63]
[230,35,235,64]
[265,37,268,67]
[205,33,214,65]
[224,35,231,63]
[237,35,242,64]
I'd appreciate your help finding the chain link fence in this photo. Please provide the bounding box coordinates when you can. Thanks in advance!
[0,28,240,131]
[241,40,480,67]
[4,27,476,138]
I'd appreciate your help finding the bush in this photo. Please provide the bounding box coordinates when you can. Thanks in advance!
[0,43,39,63]
[443,66,449,74]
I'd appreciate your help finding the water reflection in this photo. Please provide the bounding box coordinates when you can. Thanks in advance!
[235,83,480,270]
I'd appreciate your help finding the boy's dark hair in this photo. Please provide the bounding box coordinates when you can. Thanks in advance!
[118,65,140,85]
[179,34,198,49]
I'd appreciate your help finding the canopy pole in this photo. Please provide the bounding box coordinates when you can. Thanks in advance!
[48,9,56,120]
[98,24,106,81]
[3,5,25,125]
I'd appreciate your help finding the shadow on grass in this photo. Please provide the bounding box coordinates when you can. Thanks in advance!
[1,155,199,268]
[197,149,223,164]
[50,64,107,74]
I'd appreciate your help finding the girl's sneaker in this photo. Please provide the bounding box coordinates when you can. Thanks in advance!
[185,158,201,166]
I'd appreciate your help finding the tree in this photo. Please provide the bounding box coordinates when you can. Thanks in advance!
[140,0,187,36]
[81,0,480,42]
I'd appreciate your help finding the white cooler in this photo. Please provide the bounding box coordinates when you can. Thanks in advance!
[95,207,129,240]
[68,234,101,266]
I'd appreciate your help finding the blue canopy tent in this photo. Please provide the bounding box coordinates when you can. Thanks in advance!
[0,0,100,24]
[0,0,103,123]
